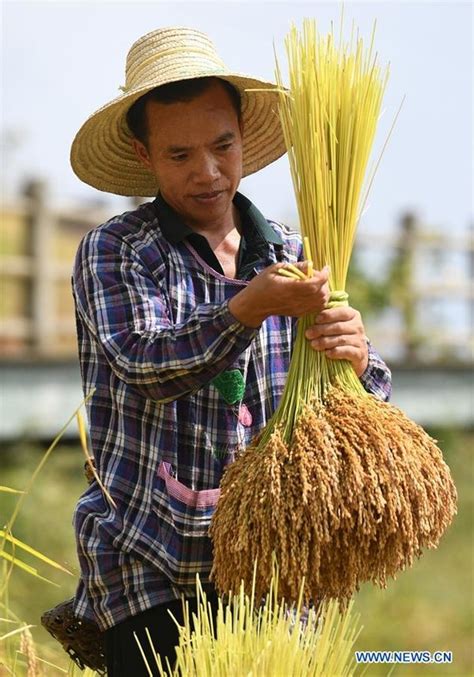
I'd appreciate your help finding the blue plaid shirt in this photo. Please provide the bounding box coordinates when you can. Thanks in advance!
[71,192,392,630]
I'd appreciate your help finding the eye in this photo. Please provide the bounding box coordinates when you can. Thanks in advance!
[171,153,188,162]
[218,143,232,151]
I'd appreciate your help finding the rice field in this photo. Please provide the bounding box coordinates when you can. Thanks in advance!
[0,427,472,675]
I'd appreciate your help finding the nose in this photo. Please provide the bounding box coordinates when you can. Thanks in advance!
[193,151,221,184]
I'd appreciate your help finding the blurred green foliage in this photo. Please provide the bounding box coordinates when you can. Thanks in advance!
[348,216,437,361]
[0,428,472,675]
[1,443,84,674]
[347,254,391,320]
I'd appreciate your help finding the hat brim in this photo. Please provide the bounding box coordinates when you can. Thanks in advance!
[70,73,287,197]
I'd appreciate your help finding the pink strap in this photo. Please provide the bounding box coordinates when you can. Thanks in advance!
[158,461,220,508]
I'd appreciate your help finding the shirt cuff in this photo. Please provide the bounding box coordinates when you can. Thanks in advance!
[358,338,392,402]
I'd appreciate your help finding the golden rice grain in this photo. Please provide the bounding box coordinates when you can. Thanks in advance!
[211,387,457,606]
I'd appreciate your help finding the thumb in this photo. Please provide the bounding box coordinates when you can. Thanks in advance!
[308,264,330,281]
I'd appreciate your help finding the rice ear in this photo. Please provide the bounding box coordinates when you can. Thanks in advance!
[211,390,457,604]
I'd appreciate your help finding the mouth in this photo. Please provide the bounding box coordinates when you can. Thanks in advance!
[192,190,225,203]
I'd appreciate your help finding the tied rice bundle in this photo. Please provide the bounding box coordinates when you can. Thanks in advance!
[211,18,457,605]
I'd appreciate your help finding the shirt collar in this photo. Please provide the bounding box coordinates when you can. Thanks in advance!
[153,191,283,246]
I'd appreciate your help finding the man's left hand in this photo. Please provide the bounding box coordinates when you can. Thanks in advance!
[305,306,369,377]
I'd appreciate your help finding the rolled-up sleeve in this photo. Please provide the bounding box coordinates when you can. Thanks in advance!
[72,228,258,402]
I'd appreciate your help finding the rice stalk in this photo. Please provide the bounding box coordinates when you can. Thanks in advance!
[145,570,360,676]
[0,393,100,677]
[211,16,457,606]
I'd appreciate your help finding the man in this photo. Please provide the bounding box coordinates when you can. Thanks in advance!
[70,27,391,675]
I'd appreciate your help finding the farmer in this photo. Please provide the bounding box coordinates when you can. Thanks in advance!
[70,27,392,675]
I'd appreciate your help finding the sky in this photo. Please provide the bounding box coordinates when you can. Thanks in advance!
[1,0,473,237]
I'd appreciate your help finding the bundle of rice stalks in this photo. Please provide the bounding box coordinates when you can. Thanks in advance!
[211,18,457,606]
[141,570,360,676]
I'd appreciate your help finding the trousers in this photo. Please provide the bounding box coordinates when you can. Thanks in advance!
[104,592,220,676]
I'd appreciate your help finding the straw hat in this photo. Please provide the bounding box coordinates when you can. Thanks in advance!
[70,27,287,197]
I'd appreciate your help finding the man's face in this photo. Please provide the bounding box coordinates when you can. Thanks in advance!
[133,81,243,231]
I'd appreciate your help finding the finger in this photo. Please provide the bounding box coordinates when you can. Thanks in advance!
[273,262,292,273]
[319,280,330,295]
[273,263,306,283]
[324,345,362,361]
[275,262,328,284]
[303,265,330,284]
[277,267,303,280]
[293,261,329,275]
[315,306,358,324]
[324,345,368,376]
[321,281,330,306]
[306,322,361,339]
[309,335,362,350]
[304,275,330,298]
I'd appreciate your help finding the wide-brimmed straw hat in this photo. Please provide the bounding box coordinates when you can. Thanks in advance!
[70,27,287,197]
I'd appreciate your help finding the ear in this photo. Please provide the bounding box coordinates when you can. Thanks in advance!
[132,139,152,170]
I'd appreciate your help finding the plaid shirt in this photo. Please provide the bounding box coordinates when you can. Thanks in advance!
[72,192,392,631]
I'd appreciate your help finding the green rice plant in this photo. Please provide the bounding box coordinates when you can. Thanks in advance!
[0,393,99,676]
[137,567,361,676]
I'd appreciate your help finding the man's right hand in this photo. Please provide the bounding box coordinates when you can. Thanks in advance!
[228,263,330,328]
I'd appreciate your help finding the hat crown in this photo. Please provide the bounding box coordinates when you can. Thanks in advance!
[124,27,227,92]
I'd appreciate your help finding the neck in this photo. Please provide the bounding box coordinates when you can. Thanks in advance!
[189,204,241,242]
[193,205,242,279]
